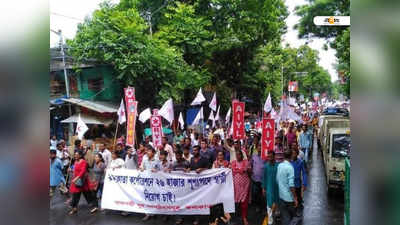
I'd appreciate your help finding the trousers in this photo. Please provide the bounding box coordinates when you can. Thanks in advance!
[71,191,98,208]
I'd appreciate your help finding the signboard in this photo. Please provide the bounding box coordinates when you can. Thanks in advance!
[101,168,235,215]
[232,101,245,140]
[261,118,275,161]
[150,109,163,149]
[124,87,137,147]
[288,81,298,92]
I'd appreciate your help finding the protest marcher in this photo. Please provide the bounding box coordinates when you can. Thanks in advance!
[124,147,138,169]
[262,151,279,225]
[50,149,68,197]
[56,143,70,175]
[68,150,98,215]
[182,145,193,162]
[145,135,154,148]
[285,126,297,148]
[249,134,260,157]
[276,149,298,225]
[298,124,312,163]
[231,150,251,225]
[274,136,284,163]
[162,136,175,162]
[108,151,125,170]
[50,135,58,148]
[115,143,127,159]
[199,140,214,168]
[188,145,209,225]
[224,139,247,162]
[173,130,184,145]
[98,143,112,168]
[92,153,106,199]
[170,150,190,225]
[137,143,147,167]
[212,151,230,168]
[250,143,265,212]
[171,149,190,172]
[183,137,192,150]
[159,150,172,172]
[290,149,307,211]
[140,145,161,221]
[291,142,304,161]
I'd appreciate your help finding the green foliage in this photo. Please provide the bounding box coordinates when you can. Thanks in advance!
[295,0,350,97]
[67,2,210,106]
[156,2,214,66]
[250,43,333,103]
[67,0,335,112]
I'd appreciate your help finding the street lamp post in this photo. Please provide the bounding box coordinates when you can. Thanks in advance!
[51,29,74,140]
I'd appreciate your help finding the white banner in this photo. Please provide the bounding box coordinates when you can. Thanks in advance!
[101,168,235,215]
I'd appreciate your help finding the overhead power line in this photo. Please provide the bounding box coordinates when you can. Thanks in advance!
[51,12,84,22]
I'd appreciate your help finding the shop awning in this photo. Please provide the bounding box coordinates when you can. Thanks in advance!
[61,113,113,125]
[62,98,118,113]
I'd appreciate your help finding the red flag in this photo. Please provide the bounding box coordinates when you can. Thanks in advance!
[124,87,137,147]
[232,101,245,140]
[261,118,275,161]
[150,109,163,149]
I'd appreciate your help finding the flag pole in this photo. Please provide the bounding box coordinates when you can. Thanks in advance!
[113,121,119,151]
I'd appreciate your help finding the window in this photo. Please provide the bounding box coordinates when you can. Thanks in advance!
[87,78,104,92]
[332,134,351,158]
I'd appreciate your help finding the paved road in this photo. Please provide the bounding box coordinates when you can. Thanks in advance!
[302,138,344,225]
[50,139,344,225]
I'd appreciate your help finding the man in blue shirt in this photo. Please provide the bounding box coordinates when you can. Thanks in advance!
[290,149,307,211]
[276,149,298,225]
[299,124,312,163]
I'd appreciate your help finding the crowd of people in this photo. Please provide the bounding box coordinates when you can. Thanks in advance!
[50,112,317,225]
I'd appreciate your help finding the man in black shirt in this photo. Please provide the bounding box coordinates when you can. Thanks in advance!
[189,145,209,173]
[188,145,209,225]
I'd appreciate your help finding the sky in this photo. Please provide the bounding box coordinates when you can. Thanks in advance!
[50,0,338,81]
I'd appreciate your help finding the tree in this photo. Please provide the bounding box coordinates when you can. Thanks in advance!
[295,0,350,97]
[249,43,333,104]
[67,2,210,107]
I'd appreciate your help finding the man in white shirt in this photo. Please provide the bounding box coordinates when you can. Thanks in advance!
[139,145,160,221]
[98,143,112,168]
[125,147,138,169]
[161,136,175,162]
[109,151,125,169]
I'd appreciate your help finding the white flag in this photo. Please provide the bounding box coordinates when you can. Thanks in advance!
[225,107,231,124]
[215,105,220,121]
[271,108,278,119]
[208,110,216,128]
[117,99,126,124]
[159,98,174,125]
[192,107,204,125]
[76,114,88,140]
[178,112,184,130]
[209,92,217,111]
[288,97,297,106]
[190,88,206,105]
[139,108,152,123]
[263,92,272,113]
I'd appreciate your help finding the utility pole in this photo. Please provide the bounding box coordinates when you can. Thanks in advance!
[51,29,74,140]
[145,0,170,37]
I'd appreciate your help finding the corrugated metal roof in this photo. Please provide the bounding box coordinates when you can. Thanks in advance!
[62,98,118,113]
[61,113,113,125]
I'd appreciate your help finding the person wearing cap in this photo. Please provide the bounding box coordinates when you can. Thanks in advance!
[50,149,68,197]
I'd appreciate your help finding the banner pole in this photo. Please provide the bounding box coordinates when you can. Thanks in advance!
[113,122,119,151]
